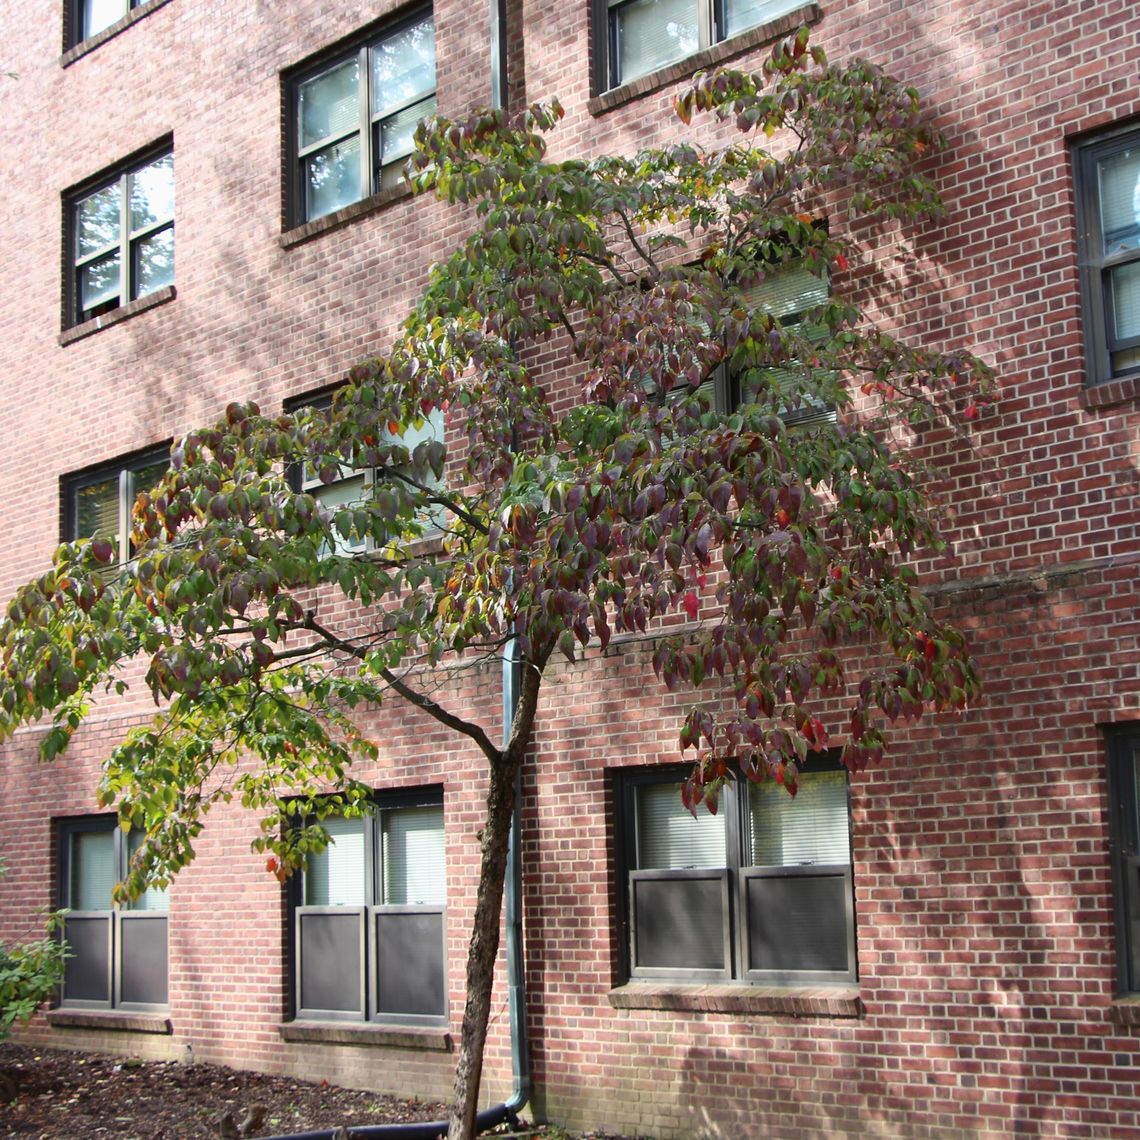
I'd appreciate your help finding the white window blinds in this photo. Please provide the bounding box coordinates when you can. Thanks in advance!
[749,769,850,867]
[635,781,726,869]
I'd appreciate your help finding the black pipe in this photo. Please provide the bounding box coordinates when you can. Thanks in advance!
[258,1102,513,1140]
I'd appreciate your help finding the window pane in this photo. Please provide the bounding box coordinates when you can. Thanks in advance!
[635,782,725,869]
[614,0,698,85]
[1099,147,1140,257]
[305,816,367,906]
[129,155,174,233]
[722,0,799,38]
[371,16,436,117]
[79,252,122,316]
[71,829,115,911]
[749,769,850,867]
[305,135,363,221]
[119,914,168,1004]
[77,185,121,258]
[382,805,445,905]
[1109,260,1140,342]
[742,265,829,323]
[299,59,360,149]
[374,910,445,1016]
[82,0,127,39]
[75,474,121,544]
[378,96,437,168]
[631,874,726,970]
[298,910,364,1013]
[134,227,175,296]
[126,830,168,912]
[131,457,169,500]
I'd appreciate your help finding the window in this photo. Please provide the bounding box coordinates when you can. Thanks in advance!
[293,791,447,1023]
[63,445,170,562]
[67,148,174,327]
[288,10,436,225]
[69,0,145,45]
[1108,728,1140,994]
[600,0,804,90]
[56,817,168,1010]
[617,757,855,985]
[288,390,445,553]
[668,263,834,427]
[1074,126,1140,386]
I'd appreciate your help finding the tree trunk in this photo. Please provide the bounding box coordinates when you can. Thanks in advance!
[447,747,519,1140]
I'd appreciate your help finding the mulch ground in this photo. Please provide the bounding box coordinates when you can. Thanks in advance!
[0,1043,649,1139]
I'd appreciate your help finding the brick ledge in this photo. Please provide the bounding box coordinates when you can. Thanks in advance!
[280,184,415,248]
[59,285,176,346]
[47,1009,172,1035]
[608,982,862,1018]
[279,1021,452,1051]
[1109,997,1140,1026]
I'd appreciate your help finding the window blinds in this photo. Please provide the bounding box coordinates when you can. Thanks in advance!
[635,781,726,869]
[749,769,850,867]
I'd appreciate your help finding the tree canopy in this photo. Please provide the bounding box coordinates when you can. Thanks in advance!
[0,29,994,1139]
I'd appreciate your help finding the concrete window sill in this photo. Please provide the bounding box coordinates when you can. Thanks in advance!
[279,1021,452,1051]
[280,184,415,249]
[47,1008,173,1035]
[608,982,862,1018]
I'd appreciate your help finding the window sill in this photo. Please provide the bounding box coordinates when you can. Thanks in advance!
[1081,374,1140,410]
[608,982,862,1018]
[588,3,821,117]
[280,183,415,249]
[47,1009,172,1035]
[279,1020,452,1051]
[1109,997,1140,1026]
[61,0,173,66]
[59,285,176,346]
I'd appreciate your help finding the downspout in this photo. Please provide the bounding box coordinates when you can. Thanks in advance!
[265,631,531,1140]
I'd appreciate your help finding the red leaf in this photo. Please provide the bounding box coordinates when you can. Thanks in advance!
[682,591,699,621]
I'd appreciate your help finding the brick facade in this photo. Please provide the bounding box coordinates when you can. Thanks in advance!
[1,0,1138,1137]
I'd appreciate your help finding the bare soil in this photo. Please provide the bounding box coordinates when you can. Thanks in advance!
[0,1043,647,1139]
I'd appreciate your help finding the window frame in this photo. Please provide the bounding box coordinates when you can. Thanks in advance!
[55,816,169,1013]
[290,788,448,1027]
[1107,727,1140,995]
[64,142,174,329]
[285,7,436,228]
[61,442,171,563]
[595,0,805,93]
[285,387,445,553]
[616,756,856,987]
[67,0,145,48]
[1073,123,1140,387]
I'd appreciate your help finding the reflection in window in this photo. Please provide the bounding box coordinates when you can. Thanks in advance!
[292,11,436,223]
[70,150,174,326]
[604,0,803,88]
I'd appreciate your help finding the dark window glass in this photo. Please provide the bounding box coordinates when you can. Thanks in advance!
[294,792,447,1024]
[68,150,174,327]
[1074,127,1140,385]
[57,817,168,1010]
[289,11,436,225]
[1108,728,1140,993]
[618,758,856,985]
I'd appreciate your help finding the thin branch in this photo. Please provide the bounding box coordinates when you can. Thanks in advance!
[301,615,500,765]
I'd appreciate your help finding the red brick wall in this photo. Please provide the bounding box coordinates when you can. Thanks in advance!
[1,0,1138,1136]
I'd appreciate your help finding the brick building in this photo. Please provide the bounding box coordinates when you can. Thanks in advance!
[1,0,1139,1137]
